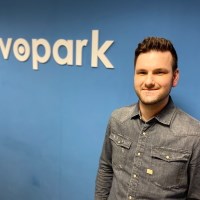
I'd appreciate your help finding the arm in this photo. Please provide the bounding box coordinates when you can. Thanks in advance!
[187,137,200,199]
[95,121,113,200]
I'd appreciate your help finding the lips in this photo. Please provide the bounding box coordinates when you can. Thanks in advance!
[142,88,159,91]
[142,89,159,95]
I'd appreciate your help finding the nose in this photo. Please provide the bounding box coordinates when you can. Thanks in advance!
[144,74,155,88]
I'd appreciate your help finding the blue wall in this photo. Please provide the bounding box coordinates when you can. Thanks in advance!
[0,0,200,199]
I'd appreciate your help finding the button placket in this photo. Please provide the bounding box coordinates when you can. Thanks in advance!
[128,124,151,197]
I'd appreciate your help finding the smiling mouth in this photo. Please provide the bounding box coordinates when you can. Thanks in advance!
[142,89,159,95]
[142,89,159,91]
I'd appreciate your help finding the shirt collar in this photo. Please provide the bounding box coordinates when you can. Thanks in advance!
[131,103,140,119]
[155,97,176,125]
[131,96,176,126]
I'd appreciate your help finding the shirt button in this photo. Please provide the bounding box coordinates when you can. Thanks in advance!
[119,164,123,169]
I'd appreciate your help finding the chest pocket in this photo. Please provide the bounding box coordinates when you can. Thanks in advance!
[150,147,190,189]
[109,132,132,169]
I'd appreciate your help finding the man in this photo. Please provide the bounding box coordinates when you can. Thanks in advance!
[95,37,200,199]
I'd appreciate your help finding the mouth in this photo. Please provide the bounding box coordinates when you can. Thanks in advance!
[142,88,159,91]
[142,89,159,95]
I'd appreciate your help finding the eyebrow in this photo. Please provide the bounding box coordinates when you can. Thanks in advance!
[153,68,169,71]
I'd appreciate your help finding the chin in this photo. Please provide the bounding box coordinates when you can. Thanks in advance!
[140,96,158,104]
[140,95,169,106]
[141,100,159,105]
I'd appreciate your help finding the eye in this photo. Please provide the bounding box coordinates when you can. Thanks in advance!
[157,71,164,75]
[136,70,147,75]
[154,69,168,75]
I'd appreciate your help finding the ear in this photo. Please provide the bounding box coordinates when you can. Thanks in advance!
[172,69,179,87]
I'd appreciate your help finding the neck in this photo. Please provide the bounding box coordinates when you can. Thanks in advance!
[139,97,169,122]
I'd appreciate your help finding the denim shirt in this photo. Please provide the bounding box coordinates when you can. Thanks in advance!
[95,98,200,200]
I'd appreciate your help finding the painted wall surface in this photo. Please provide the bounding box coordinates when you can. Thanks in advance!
[0,0,200,199]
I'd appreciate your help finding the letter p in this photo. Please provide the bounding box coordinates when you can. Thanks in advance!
[32,39,51,70]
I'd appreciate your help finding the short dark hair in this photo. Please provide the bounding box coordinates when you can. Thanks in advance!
[134,37,178,71]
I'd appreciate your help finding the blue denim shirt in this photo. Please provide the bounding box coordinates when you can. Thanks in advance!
[95,98,200,200]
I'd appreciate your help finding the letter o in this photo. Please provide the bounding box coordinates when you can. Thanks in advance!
[13,38,30,62]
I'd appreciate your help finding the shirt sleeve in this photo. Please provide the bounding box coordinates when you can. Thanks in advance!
[95,119,113,200]
[187,136,200,199]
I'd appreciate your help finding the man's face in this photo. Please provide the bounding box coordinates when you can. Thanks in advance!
[134,51,179,107]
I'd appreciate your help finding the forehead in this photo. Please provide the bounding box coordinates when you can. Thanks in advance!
[135,51,173,69]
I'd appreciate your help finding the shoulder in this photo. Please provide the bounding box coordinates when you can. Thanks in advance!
[172,107,200,136]
[110,103,137,124]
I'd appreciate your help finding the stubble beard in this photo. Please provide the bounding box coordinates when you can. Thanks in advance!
[135,89,171,106]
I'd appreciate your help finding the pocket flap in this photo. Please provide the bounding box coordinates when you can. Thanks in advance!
[109,132,132,149]
[152,147,190,162]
